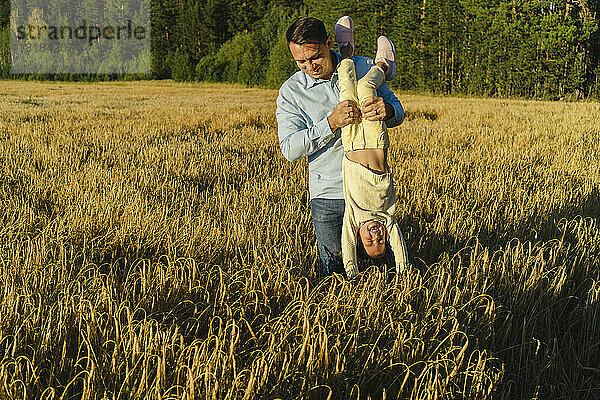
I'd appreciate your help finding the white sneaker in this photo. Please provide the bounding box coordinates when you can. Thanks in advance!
[335,16,354,58]
[375,36,396,81]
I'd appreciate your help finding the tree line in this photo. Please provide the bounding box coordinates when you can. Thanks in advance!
[1,0,600,99]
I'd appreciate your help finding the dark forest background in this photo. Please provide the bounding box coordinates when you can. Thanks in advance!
[1,0,600,99]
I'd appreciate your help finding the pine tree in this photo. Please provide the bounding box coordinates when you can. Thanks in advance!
[151,0,178,78]
[199,0,230,56]
[0,0,9,27]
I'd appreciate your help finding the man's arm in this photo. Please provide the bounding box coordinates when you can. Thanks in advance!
[377,82,404,127]
[360,82,404,127]
[276,91,335,162]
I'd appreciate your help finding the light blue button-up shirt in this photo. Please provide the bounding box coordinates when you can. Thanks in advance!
[276,51,404,200]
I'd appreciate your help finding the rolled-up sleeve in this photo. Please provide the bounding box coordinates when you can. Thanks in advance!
[276,88,336,162]
[376,83,404,128]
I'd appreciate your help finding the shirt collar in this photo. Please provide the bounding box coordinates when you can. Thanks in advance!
[304,50,341,89]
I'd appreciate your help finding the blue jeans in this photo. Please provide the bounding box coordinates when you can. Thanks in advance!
[310,198,345,277]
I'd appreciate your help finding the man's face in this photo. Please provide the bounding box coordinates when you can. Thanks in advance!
[289,37,335,80]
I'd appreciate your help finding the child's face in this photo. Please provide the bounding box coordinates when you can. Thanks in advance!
[359,220,386,258]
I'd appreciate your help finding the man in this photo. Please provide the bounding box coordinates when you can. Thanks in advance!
[276,16,404,277]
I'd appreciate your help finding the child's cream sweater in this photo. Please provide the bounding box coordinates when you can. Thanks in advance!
[341,156,409,279]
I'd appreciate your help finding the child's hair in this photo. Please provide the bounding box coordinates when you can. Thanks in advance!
[355,230,395,271]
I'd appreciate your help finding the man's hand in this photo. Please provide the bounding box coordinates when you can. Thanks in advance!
[328,100,360,132]
[361,97,394,122]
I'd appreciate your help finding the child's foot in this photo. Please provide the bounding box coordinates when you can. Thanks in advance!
[335,16,354,59]
[375,36,396,81]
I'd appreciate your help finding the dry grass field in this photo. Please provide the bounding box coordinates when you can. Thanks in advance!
[0,80,599,399]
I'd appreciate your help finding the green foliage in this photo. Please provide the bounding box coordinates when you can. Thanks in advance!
[195,54,224,82]
[168,51,193,82]
[0,26,8,78]
[263,6,302,88]
[195,6,299,87]
[2,0,600,98]
[151,0,178,78]
[0,0,7,27]
[265,33,296,89]
[201,31,265,85]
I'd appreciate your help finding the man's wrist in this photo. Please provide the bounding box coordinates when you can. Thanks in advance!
[327,113,338,132]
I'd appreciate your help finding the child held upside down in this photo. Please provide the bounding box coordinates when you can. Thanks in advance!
[335,16,409,279]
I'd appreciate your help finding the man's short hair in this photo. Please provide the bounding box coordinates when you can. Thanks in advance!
[286,17,328,46]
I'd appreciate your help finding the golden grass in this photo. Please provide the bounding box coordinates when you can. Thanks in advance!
[0,80,599,399]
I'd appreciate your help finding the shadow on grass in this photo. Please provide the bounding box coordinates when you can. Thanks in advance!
[404,110,438,122]
[402,183,600,399]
